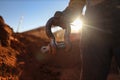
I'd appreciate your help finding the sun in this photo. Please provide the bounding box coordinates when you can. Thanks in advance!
[70,18,83,33]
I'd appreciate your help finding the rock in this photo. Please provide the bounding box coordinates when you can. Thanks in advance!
[0,16,13,47]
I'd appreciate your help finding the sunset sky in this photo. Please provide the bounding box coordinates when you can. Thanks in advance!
[0,0,69,32]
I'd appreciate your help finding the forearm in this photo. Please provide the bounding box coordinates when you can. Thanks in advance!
[62,0,86,21]
[52,0,86,28]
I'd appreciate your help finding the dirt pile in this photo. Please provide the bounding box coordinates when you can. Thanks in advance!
[0,34,26,80]
[0,26,119,80]
[0,16,22,80]
[16,27,120,80]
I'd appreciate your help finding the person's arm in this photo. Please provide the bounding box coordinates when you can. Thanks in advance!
[45,0,86,54]
[64,0,86,14]
[57,0,86,28]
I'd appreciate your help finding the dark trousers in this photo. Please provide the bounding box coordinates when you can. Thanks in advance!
[80,26,120,80]
[80,1,120,79]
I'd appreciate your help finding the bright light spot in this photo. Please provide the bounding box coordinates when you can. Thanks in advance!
[51,26,62,33]
[82,5,87,15]
[71,18,83,33]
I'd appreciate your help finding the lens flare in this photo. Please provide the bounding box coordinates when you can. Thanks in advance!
[71,18,83,33]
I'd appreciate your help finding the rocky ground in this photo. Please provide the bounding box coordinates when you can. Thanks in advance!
[0,27,120,80]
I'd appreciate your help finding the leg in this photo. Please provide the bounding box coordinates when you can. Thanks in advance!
[80,27,113,80]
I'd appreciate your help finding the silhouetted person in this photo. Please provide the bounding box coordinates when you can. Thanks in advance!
[46,0,120,80]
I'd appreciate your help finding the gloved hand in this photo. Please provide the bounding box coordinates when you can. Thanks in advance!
[53,10,83,29]
[53,11,70,29]
[54,11,63,19]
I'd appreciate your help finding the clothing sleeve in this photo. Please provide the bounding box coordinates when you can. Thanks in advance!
[63,0,86,16]
[61,0,86,23]
[66,0,86,11]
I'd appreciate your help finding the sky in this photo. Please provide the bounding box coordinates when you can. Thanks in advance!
[0,0,69,32]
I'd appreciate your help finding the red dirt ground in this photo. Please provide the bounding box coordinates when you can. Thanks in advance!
[0,27,120,80]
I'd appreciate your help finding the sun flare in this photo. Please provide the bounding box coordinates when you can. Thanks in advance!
[70,18,83,33]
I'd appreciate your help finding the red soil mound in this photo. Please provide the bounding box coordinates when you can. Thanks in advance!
[0,27,119,80]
